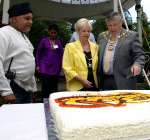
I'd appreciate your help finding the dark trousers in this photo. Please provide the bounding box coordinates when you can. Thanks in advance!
[10,80,33,104]
[102,75,117,90]
[41,74,58,98]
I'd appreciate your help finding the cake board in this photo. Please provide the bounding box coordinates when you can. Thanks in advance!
[44,98,59,140]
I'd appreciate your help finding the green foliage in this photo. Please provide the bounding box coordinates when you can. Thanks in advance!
[142,21,150,51]
[56,21,72,47]
[29,20,49,55]
[29,13,150,53]
[132,11,150,52]
[92,18,107,40]
[29,20,72,56]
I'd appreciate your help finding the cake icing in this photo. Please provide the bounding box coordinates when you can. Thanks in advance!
[49,90,150,140]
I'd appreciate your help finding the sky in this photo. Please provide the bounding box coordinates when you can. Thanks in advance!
[129,0,150,21]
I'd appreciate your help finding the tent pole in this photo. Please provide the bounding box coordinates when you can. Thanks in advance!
[2,0,10,24]
[118,0,129,31]
[113,0,119,12]
[135,0,143,44]
[135,0,150,87]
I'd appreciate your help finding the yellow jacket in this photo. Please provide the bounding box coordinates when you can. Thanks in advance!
[63,40,98,91]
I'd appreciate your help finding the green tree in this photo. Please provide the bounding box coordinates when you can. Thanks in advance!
[29,19,72,56]
[92,18,107,41]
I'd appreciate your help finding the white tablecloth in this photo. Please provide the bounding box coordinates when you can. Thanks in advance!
[0,103,48,140]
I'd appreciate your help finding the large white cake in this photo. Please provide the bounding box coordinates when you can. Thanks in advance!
[49,90,150,140]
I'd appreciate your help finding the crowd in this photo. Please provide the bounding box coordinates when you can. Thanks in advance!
[0,2,145,104]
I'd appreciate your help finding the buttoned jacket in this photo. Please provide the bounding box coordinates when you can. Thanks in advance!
[97,29,145,89]
[63,40,98,91]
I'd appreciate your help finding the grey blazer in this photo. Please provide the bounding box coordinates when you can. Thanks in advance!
[97,29,145,89]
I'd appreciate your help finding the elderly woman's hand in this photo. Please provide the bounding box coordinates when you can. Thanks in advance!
[81,79,94,88]
[74,76,93,88]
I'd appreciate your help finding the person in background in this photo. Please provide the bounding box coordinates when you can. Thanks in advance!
[70,23,96,43]
[0,2,37,103]
[36,24,63,98]
[63,18,98,91]
[97,12,145,90]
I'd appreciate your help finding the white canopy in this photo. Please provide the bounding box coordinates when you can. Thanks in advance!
[1,0,135,23]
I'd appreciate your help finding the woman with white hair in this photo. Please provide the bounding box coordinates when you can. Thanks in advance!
[63,18,98,91]
[70,21,96,43]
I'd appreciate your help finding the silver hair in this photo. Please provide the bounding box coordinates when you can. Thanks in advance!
[105,12,122,23]
[74,18,92,32]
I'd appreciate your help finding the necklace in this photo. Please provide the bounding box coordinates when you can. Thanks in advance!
[49,39,56,49]
[84,51,92,68]
[107,39,117,51]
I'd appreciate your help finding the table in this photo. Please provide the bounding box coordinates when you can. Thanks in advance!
[0,103,48,140]
[1,97,150,140]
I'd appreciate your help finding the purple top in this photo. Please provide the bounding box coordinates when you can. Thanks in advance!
[36,37,63,75]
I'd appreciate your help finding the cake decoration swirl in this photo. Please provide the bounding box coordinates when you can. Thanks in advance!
[55,92,150,108]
